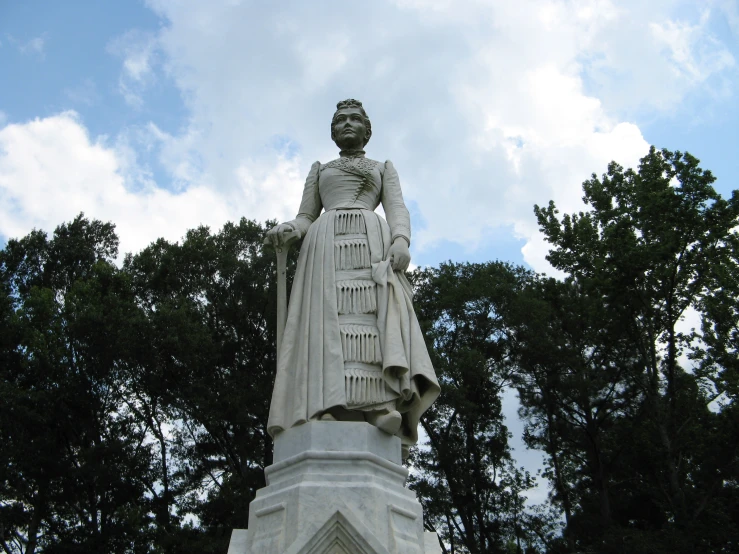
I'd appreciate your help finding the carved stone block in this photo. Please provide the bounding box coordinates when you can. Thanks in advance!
[227,421,440,554]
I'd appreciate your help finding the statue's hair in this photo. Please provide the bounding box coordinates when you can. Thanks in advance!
[331,99,372,146]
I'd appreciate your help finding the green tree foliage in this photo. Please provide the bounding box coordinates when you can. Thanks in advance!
[411,262,538,554]
[515,277,646,551]
[0,215,290,553]
[0,215,155,553]
[525,147,739,552]
[122,218,289,552]
[3,145,737,554]
[698,228,739,403]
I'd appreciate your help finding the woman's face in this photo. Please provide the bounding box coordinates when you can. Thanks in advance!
[332,107,367,149]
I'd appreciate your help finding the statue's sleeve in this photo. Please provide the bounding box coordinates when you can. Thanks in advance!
[286,161,322,236]
[381,160,411,246]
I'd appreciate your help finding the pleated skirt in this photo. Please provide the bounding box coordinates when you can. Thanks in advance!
[334,209,397,410]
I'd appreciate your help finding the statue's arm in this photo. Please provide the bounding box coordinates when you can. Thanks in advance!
[381,160,411,246]
[285,161,322,237]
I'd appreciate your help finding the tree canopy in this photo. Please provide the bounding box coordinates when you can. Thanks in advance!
[526,147,739,552]
[1,146,737,553]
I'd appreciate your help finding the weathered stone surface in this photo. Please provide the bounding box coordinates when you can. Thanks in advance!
[226,529,248,554]
[265,100,440,450]
[228,421,440,554]
[232,100,443,554]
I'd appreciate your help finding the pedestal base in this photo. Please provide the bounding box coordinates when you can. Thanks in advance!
[227,421,441,554]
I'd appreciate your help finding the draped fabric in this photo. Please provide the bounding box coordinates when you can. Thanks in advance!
[267,157,440,447]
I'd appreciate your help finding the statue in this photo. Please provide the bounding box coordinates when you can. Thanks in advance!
[265,99,439,454]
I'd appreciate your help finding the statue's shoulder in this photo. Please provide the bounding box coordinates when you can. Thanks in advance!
[320,158,340,170]
[360,157,382,172]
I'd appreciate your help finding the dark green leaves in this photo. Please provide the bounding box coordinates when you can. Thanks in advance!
[528,147,739,553]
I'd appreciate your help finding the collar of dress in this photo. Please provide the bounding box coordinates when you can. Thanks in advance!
[339,149,366,158]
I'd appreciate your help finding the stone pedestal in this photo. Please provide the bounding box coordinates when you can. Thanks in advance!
[227,421,441,554]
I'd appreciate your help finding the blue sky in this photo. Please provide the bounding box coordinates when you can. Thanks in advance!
[1,0,737,269]
[2,0,738,505]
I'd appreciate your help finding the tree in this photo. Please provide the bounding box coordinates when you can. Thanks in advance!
[0,215,156,553]
[1,215,297,553]
[698,229,739,404]
[514,276,644,551]
[527,147,739,552]
[411,261,538,554]
[122,218,293,552]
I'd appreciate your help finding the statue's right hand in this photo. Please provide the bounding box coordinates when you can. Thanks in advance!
[265,223,301,248]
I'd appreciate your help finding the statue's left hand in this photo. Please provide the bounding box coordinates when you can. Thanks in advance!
[388,237,411,271]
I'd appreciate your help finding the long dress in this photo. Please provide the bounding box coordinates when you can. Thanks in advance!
[267,153,440,447]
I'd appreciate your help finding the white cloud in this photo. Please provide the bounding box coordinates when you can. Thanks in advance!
[124,0,735,275]
[579,2,735,113]
[5,33,47,58]
[142,122,206,191]
[24,36,46,56]
[650,10,735,84]
[108,30,160,108]
[4,0,726,277]
[0,112,283,258]
[716,0,739,36]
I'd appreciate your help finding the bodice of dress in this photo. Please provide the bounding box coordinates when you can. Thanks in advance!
[287,155,411,246]
[318,160,382,211]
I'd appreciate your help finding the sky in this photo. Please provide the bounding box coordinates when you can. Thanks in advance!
[2,0,738,505]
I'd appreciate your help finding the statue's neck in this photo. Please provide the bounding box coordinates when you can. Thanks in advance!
[339,149,365,158]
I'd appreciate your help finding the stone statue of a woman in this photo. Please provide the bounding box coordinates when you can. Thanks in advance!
[265,99,439,452]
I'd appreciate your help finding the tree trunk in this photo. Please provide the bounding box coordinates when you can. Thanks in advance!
[544,404,576,552]
[25,502,42,554]
[586,412,611,528]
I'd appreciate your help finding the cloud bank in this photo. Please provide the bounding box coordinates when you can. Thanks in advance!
[1,0,736,274]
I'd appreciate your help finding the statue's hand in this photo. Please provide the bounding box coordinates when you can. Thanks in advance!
[265,223,302,248]
[388,237,411,271]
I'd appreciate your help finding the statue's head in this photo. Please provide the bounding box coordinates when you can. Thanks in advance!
[331,99,372,149]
